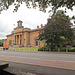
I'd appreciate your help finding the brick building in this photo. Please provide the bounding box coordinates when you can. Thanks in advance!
[6,20,44,47]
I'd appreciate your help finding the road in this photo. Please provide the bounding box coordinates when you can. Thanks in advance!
[0,50,75,75]
[0,50,75,61]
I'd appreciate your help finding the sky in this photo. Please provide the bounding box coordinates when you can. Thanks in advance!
[0,3,75,39]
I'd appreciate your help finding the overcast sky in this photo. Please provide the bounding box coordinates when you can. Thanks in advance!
[0,3,75,39]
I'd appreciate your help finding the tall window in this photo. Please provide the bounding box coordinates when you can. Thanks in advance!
[9,40,11,45]
[35,40,38,46]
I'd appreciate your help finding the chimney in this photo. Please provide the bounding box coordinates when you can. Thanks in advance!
[37,26,39,29]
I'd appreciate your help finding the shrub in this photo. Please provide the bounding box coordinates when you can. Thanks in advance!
[38,46,58,51]
[59,47,66,52]
[38,46,49,51]
[68,49,75,52]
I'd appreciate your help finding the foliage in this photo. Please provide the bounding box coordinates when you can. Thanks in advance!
[39,10,74,50]
[60,47,75,52]
[0,0,75,13]
[0,0,14,13]
[38,46,49,51]
[38,46,75,52]
[38,46,58,51]
[0,40,3,47]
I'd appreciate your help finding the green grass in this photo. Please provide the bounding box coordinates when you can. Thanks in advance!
[9,47,39,51]
[1,46,75,52]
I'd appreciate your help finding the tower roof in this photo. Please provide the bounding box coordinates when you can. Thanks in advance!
[17,20,23,23]
[17,20,23,28]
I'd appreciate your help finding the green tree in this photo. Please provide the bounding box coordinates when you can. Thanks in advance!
[0,0,75,13]
[0,0,75,23]
[39,10,74,50]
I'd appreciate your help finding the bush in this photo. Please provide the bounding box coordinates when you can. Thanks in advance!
[68,49,75,52]
[60,47,75,52]
[59,47,66,52]
[38,46,49,51]
[72,45,75,47]
[0,43,3,47]
[38,46,58,51]
[38,46,75,52]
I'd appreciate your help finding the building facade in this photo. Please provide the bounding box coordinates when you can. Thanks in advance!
[7,20,44,47]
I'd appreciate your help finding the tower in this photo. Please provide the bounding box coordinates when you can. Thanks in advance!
[17,20,23,28]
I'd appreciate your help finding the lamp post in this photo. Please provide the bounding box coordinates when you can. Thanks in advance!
[13,24,15,51]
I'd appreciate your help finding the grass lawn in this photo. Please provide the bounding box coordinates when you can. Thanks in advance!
[1,46,75,52]
[9,47,39,51]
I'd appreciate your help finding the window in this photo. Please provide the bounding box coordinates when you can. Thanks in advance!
[9,40,11,45]
[35,40,38,46]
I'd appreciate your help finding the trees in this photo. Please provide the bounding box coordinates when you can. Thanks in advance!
[39,10,74,50]
[0,0,74,23]
[0,0,75,23]
[0,0,75,13]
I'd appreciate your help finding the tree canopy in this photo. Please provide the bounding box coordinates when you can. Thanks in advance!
[0,0,75,13]
[39,10,74,50]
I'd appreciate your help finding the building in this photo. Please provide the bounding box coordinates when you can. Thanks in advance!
[6,20,44,47]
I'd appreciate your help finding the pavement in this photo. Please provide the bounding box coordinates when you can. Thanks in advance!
[0,60,75,75]
[0,61,12,75]
[0,62,9,70]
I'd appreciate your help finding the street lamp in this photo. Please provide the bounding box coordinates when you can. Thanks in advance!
[13,24,15,51]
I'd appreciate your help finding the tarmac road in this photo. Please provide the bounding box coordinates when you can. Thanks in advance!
[0,50,75,75]
[0,50,75,61]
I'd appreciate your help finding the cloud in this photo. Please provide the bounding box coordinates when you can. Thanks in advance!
[0,4,49,39]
